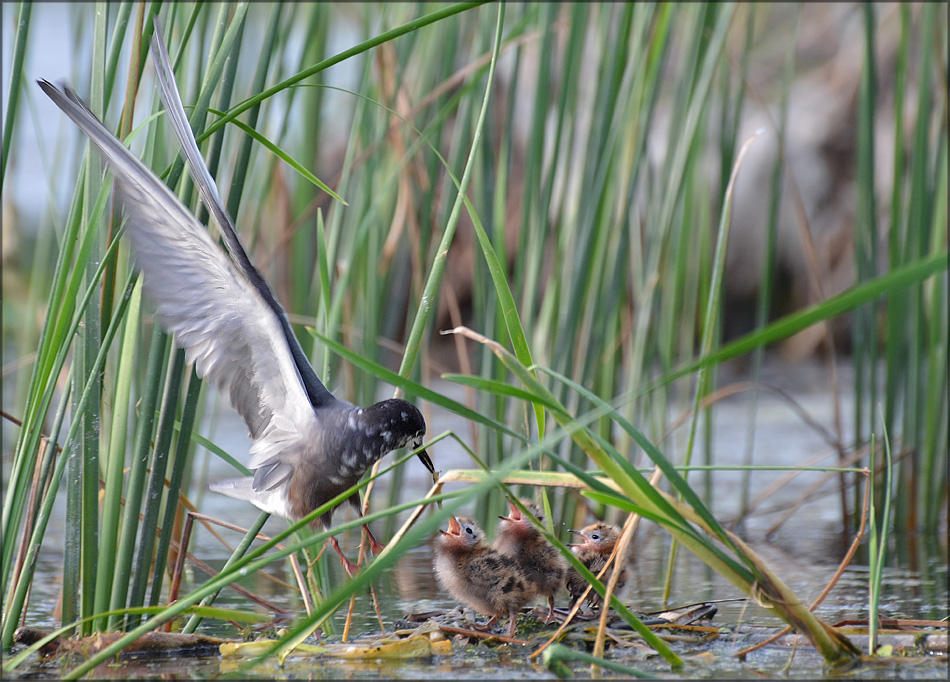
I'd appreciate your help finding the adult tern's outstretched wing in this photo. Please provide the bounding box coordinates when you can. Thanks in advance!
[38,79,319,459]
[147,19,335,408]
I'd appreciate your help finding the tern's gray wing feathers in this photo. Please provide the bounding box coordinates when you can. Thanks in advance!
[251,459,294,492]
[148,20,335,409]
[37,79,318,457]
[208,477,292,519]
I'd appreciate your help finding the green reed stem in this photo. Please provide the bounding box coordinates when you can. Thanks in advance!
[0,1,31,186]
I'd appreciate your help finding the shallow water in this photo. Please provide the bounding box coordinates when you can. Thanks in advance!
[5,364,948,678]
[10,519,948,679]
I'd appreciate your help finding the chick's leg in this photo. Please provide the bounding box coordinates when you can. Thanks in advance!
[507,610,519,638]
[472,615,499,632]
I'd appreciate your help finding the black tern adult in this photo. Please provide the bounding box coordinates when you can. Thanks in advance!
[38,23,433,575]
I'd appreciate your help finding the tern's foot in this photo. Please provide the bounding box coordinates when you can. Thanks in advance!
[362,525,385,554]
[339,555,359,577]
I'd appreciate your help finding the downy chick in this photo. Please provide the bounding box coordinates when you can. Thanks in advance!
[433,516,535,638]
[494,499,567,623]
[565,523,627,610]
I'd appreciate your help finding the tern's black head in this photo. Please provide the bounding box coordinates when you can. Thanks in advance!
[360,398,433,473]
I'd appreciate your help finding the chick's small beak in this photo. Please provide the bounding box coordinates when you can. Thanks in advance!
[447,516,462,535]
[506,498,522,520]
[568,529,586,547]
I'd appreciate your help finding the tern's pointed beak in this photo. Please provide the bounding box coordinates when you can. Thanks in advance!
[416,448,434,474]
[446,515,462,536]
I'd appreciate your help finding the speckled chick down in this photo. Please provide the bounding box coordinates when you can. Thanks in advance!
[565,523,627,610]
[493,499,567,623]
[433,516,535,638]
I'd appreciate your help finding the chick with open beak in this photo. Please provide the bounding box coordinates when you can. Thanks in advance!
[493,498,567,624]
[433,516,536,638]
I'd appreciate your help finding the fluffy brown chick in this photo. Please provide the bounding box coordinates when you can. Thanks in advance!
[433,516,536,638]
[493,498,567,623]
[565,523,627,610]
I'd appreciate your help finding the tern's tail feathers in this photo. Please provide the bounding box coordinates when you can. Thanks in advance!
[209,477,292,519]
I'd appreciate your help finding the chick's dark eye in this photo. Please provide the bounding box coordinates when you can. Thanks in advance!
[591,533,600,540]
[465,527,474,535]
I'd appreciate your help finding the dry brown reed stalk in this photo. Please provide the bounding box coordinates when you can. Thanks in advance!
[531,467,664,662]
[166,511,302,618]
[735,470,871,657]
[592,511,640,663]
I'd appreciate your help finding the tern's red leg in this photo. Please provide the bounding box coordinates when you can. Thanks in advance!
[328,536,358,576]
[349,497,385,554]
[361,523,385,554]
